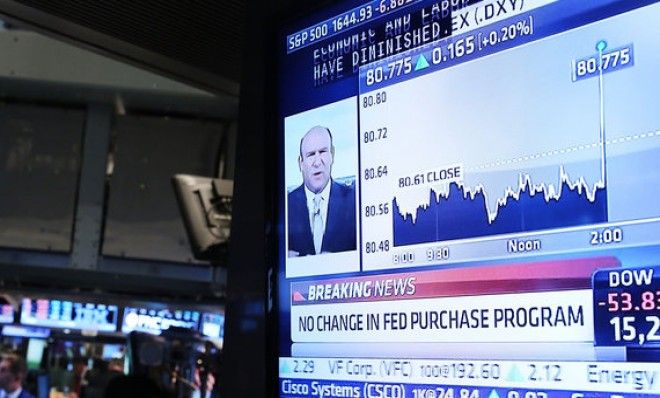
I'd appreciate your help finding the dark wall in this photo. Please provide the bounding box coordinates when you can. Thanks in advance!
[0,0,339,395]
[221,1,343,396]
[1,0,242,95]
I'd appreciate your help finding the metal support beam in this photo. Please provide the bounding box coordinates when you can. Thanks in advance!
[71,104,111,270]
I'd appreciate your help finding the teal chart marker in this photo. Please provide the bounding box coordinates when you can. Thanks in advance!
[415,54,430,71]
[506,365,524,382]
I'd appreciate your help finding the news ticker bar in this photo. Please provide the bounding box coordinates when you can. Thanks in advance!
[281,379,654,398]
[358,11,537,92]
[279,358,660,394]
[357,0,647,93]
[286,0,423,54]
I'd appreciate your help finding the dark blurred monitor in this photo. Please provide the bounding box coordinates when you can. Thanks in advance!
[25,371,49,398]
[127,329,213,396]
[126,332,164,376]
[172,174,233,261]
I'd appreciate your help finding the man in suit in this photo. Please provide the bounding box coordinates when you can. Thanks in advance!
[0,354,34,398]
[288,126,356,257]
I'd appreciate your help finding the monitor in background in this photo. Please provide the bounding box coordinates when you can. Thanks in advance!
[276,1,660,397]
[121,307,200,335]
[2,325,50,339]
[0,304,14,324]
[102,344,125,360]
[200,313,224,340]
[172,174,233,261]
[20,298,118,332]
[26,338,47,369]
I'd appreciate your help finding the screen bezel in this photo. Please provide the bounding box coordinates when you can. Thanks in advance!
[269,2,364,396]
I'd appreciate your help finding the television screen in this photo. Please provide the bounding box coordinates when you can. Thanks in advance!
[102,344,125,360]
[121,307,200,335]
[2,325,50,339]
[26,338,47,369]
[200,313,225,339]
[20,298,119,332]
[277,1,660,397]
[0,304,14,324]
[172,174,233,261]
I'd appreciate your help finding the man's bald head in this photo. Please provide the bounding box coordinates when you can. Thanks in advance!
[298,126,335,193]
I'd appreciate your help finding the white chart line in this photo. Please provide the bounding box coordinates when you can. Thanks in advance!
[467,129,660,172]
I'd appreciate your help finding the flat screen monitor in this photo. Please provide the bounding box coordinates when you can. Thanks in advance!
[121,307,200,335]
[172,174,233,261]
[2,325,50,339]
[0,304,14,324]
[276,1,660,397]
[20,298,119,332]
[200,313,225,339]
[26,338,47,369]
[102,343,125,360]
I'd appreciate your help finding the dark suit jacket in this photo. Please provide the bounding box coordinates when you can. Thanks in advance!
[17,389,35,398]
[288,180,356,256]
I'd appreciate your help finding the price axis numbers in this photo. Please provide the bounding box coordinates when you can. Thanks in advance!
[364,127,388,144]
[359,86,397,262]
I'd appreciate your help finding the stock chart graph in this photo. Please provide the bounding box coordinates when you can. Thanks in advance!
[358,7,660,269]
[392,168,608,246]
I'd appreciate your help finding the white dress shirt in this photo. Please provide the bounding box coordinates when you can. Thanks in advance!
[0,387,23,398]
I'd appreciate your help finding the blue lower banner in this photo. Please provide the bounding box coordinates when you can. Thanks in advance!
[280,378,657,398]
[593,265,660,348]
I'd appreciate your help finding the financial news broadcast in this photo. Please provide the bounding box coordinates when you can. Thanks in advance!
[276,1,660,397]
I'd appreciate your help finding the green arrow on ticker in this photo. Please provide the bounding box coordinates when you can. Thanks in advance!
[506,364,524,382]
[279,360,290,374]
[488,389,501,398]
[415,54,430,71]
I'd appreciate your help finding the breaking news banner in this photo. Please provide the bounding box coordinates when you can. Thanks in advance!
[289,257,617,343]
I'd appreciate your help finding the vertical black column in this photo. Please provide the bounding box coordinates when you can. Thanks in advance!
[220,0,277,396]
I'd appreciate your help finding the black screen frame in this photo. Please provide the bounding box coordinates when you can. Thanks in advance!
[266,1,362,397]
